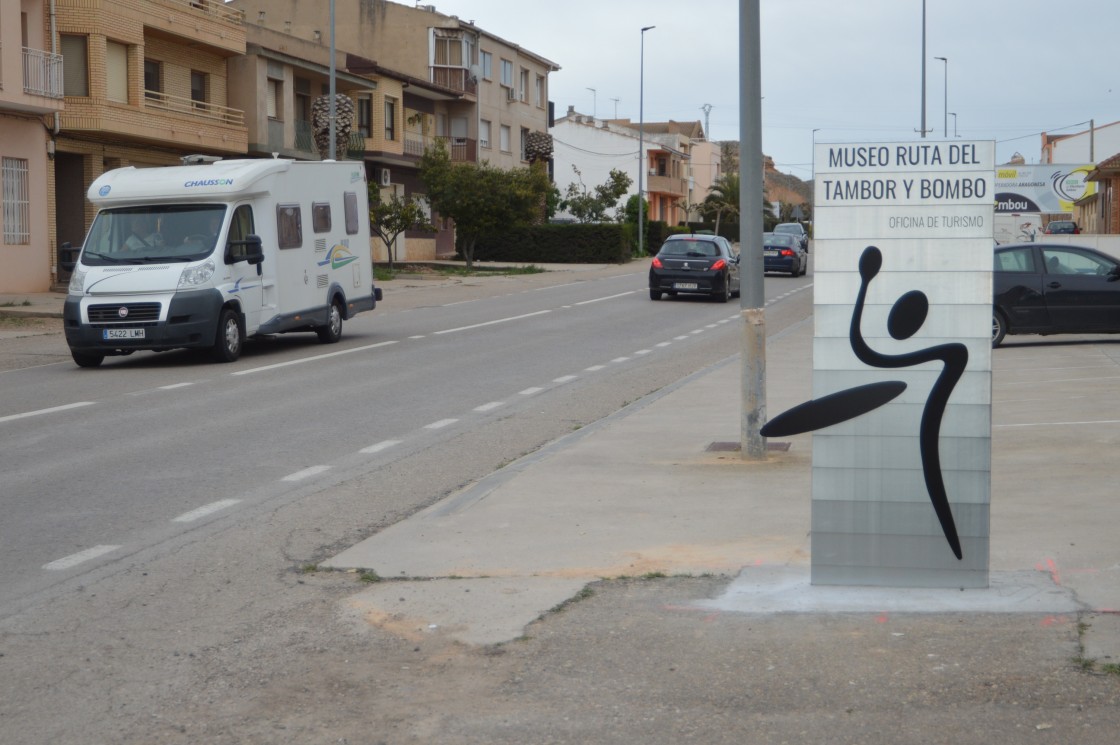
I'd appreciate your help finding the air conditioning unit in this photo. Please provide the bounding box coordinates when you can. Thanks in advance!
[506,87,517,102]
[379,168,391,186]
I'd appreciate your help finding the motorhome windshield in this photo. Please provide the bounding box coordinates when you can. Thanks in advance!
[81,205,226,266]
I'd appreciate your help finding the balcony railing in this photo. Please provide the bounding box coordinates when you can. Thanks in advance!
[429,66,477,95]
[437,136,476,162]
[647,174,688,198]
[144,89,244,126]
[347,132,365,159]
[156,0,244,24]
[23,47,64,99]
[295,120,314,152]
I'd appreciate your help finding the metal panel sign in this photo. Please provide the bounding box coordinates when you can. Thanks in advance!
[994,163,1096,214]
[766,141,994,588]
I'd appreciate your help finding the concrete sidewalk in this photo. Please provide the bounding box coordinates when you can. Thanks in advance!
[325,317,1120,660]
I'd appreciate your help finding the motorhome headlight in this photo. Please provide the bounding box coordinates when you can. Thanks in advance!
[68,268,87,295]
[178,259,216,288]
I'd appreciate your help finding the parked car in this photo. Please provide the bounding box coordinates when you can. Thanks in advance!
[762,232,807,277]
[1044,220,1080,234]
[649,234,741,302]
[992,243,1120,347]
[773,222,809,251]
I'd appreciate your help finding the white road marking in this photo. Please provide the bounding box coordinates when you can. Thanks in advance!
[233,341,398,376]
[43,545,121,571]
[585,365,606,372]
[674,335,689,340]
[158,382,194,390]
[611,357,630,363]
[172,499,241,523]
[574,291,635,305]
[361,439,402,454]
[433,310,551,335]
[282,465,331,482]
[0,401,96,425]
[520,387,544,396]
[656,342,671,347]
[634,349,652,355]
[553,375,578,383]
[474,401,505,412]
[425,418,459,429]
[409,335,426,339]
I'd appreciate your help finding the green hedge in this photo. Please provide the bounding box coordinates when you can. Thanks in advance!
[466,223,634,264]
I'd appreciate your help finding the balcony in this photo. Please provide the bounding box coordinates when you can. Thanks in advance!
[437,135,476,162]
[23,47,64,99]
[428,67,477,96]
[647,173,688,198]
[145,89,243,126]
[147,0,245,55]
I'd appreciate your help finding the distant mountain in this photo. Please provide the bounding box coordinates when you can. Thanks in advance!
[763,156,811,208]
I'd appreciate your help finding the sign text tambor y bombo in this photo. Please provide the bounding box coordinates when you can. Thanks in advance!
[820,143,988,202]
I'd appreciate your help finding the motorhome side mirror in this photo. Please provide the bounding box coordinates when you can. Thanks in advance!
[59,241,78,272]
[228,234,264,265]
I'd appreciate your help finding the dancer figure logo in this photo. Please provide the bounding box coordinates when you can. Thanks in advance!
[760,246,967,560]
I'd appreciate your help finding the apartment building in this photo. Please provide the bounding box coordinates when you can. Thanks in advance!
[230,1,558,258]
[552,109,710,227]
[0,0,64,293]
[49,0,248,287]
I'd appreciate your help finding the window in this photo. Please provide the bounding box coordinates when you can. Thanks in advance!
[995,247,1035,273]
[106,42,128,103]
[144,59,161,99]
[499,125,511,153]
[384,98,396,141]
[190,71,207,108]
[357,96,371,137]
[60,35,88,96]
[480,119,491,149]
[520,128,529,161]
[519,68,529,102]
[500,59,513,87]
[276,204,302,248]
[535,75,544,107]
[344,192,359,235]
[2,158,30,245]
[294,77,311,123]
[267,78,282,119]
[226,205,255,261]
[312,203,332,233]
[480,51,492,79]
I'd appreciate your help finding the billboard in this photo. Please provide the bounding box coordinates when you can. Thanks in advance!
[995,164,1096,213]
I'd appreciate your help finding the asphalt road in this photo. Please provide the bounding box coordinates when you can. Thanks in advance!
[0,261,818,743]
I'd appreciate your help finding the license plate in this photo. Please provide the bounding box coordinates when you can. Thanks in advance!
[103,328,145,340]
[674,282,698,290]
[764,250,778,257]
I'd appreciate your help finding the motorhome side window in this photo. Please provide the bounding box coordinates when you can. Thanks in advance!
[312,202,331,233]
[277,204,302,249]
[344,191,359,235]
[227,205,255,260]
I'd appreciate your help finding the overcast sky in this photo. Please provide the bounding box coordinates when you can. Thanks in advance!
[426,0,1120,180]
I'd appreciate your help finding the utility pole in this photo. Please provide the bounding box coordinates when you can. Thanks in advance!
[740,0,766,460]
[610,97,620,118]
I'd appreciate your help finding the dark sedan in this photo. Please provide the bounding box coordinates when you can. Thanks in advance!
[993,243,1120,347]
[763,232,807,276]
[649,234,741,302]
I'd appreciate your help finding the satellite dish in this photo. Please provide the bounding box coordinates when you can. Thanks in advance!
[468,64,481,83]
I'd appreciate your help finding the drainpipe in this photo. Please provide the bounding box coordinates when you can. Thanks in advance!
[50,0,60,134]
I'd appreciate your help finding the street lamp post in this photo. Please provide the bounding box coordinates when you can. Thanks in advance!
[949,112,959,138]
[935,56,948,138]
[638,26,654,258]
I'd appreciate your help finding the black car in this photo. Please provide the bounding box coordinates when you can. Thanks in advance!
[774,222,809,251]
[762,232,807,276]
[993,243,1120,347]
[649,234,741,302]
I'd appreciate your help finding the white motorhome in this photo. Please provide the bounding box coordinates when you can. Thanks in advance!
[63,158,381,367]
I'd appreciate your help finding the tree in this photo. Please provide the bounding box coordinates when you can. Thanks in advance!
[419,140,551,267]
[368,184,435,272]
[558,167,633,223]
[703,172,776,233]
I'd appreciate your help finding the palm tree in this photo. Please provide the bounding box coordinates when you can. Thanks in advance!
[703,172,774,235]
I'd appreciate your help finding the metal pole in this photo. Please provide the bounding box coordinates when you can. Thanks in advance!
[638,27,653,257]
[328,0,337,160]
[920,0,927,138]
[935,57,947,138]
[740,0,766,460]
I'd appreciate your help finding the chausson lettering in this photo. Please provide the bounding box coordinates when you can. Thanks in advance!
[183,178,235,187]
